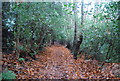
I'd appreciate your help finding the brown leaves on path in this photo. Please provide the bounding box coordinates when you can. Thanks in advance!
[2,45,118,79]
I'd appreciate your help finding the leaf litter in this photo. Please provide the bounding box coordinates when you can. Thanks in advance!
[2,45,120,79]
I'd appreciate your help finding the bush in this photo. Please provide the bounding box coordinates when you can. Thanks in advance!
[2,69,16,80]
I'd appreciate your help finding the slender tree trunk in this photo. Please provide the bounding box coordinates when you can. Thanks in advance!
[72,2,78,54]
[15,13,20,59]
[72,1,84,60]
[16,36,20,59]
[94,1,99,23]
[38,26,47,49]
[81,0,84,25]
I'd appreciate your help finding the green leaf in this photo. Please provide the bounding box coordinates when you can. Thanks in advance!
[64,4,67,7]
[88,13,92,15]
[18,58,25,61]
[2,69,16,80]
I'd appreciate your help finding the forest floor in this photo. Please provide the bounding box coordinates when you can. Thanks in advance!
[2,45,120,79]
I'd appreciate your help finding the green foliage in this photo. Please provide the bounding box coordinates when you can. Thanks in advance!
[2,1,119,62]
[100,44,109,54]
[80,1,120,62]
[18,58,25,62]
[116,74,120,78]
[2,69,16,80]
[2,2,70,57]
[0,73,2,81]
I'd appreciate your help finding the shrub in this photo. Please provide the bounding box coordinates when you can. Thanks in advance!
[2,69,16,80]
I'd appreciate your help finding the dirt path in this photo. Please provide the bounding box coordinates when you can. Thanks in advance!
[40,45,75,79]
[35,45,114,79]
[2,45,116,79]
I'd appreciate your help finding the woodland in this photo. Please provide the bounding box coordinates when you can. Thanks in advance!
[1,0,120,80]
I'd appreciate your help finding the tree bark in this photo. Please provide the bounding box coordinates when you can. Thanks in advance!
[72,2,78,54]
[81,0,84,25]
[73,34,83,59]
[72,1,84,60]
[15,14,20,59]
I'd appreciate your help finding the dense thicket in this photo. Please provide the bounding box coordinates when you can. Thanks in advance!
[2,1,120,62]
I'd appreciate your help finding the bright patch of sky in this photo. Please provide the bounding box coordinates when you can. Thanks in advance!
[69,0,119,3]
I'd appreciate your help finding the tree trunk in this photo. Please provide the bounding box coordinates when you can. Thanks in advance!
[15,12,20,59]
[16,37,20,59]
[73,35,83,59]
[72,1,84,60]
[81,0,84,25]
[72,2,78,53]
[94,1,99,23]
